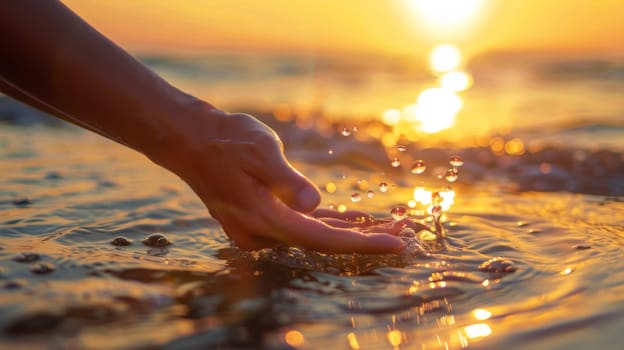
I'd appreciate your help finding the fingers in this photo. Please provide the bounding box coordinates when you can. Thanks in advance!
[312,209,377,224]
[267,194,404,254]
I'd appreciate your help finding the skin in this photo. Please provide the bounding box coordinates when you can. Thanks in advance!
[0,1,406,254]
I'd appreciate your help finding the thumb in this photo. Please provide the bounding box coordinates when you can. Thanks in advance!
[253,155,321,213]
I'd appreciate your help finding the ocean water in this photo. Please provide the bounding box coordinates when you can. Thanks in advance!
[0,52,623,349]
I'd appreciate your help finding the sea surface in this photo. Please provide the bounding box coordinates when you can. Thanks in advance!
[0,52,623,349]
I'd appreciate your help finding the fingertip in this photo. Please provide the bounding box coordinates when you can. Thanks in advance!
[294,183,321,213]
[368,233,405,254]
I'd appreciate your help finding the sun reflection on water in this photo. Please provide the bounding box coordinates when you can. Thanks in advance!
[381,43,470,136]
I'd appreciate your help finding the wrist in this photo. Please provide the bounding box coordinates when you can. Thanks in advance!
[135,89,221,170]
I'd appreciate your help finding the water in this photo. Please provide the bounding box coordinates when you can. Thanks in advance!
[1,51,624,349]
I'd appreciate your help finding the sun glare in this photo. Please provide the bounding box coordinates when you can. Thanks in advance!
[408,0,486,29]
[413,87,462,133]
[430,44,462,73]
[440,71,473,92]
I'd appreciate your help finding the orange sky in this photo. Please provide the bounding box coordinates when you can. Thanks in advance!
[63,0,624,57]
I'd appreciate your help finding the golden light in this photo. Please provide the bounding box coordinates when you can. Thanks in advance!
[347,332,361,350]
[337,204,347,213]
[430,44,462,73]
[560,267,573,275]
[325,182,337,193]
[440,71,473,92]
[408,0,486,29]
[284,330,305,347]
[463,323,492,339]
[504,138,526,155]
[413,87,462,133]
[413,187,455,211]
[386,330,402,347]
[382,109,402,126]
[472,308,492,321]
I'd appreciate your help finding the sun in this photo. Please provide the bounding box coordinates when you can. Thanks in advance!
[407,0,486,31]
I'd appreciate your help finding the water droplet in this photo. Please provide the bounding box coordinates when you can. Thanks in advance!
[367,190,374,198]
[328,203,336,210]
[328,149,333,155]
[13,253,40,263]
[111,236,132,246]
[410,160,426,174]
[350,192,361,202]
[341,128,351,136]
[391,206,408,221]
[379,182,388,193]
[142,233,171,247]
[396,145,407,152]
[449,155,464,167]
[398,228,416,238]
[352,126,359,132]
[431,192,442,205]
[431,205,442,218]
[391,157,401,167]
[478,257,516,273]
[444,168,458,182]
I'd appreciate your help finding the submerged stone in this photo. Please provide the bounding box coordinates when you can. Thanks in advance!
[31,263,55,275]
[14,252,40,263]
[111,236,133,246]
[142,233,171,247]
[12,198,31,206]
[478,257,516,273]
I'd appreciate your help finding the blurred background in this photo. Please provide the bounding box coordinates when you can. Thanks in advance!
[59,0,624,149]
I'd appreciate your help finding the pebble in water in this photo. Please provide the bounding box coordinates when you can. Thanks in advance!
[14,253,40,263]
[449,155,464,167]
[396,145,407,152]
[350,192,361,203]
[31,263,55,275]
[391,206,408,221]
[12,198,31,206]
[341,128,351,136]
[110,236,133,246]
[445,168,458,182]
[142,233,171,247]
[367,190,374,198]
[478,257,516,273]
[391,157,401,168]
[410,160,426,174]
[378,182,389,193]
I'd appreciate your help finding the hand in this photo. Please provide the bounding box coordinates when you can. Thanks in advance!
[150,105,405,254]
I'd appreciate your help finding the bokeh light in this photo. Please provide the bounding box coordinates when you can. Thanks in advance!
[413,88,462,133]
[430,44,462,73]
[440,71,473,92]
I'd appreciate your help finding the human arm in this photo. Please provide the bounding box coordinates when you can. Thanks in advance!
[0,1,404,253]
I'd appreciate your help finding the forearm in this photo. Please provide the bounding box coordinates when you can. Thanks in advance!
[0,1,209,154]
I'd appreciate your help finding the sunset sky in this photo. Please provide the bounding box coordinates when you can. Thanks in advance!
[63,0,624,57]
